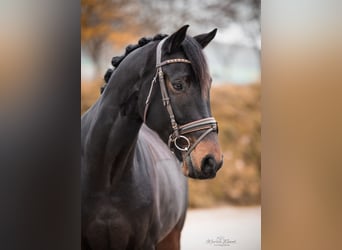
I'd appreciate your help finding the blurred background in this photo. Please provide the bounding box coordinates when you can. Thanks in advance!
[1,1,341,250]
[81,0,261,208]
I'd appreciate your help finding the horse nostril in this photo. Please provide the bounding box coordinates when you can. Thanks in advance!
[201,155,217,176]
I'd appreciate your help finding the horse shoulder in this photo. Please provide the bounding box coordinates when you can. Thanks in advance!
[135,125,188,241]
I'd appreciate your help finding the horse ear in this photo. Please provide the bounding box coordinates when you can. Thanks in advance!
[164,25,189,54]
[193,28,217,49]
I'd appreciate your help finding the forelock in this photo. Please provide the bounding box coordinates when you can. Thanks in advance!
[181,36,210,97]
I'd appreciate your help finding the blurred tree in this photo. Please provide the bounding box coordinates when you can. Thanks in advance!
[81,0,260,74]
[138,0,260,63]
[206,0,261,63]
[81,0,141,73]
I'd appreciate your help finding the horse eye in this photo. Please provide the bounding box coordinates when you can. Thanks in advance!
[172,81,184,91]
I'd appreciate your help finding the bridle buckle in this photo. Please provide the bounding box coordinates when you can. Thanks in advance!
[173,135,191,152]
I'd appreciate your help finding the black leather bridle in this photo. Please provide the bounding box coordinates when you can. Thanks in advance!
[143,37,218,158]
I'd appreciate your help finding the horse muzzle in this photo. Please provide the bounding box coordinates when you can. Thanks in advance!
[181,135,223,179]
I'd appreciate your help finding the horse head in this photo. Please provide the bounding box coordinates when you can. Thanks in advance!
[139,25,223,179]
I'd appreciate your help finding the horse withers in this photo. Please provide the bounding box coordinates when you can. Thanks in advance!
[81,25,223,250]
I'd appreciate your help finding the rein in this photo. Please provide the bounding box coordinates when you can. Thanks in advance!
[143,37,218,158]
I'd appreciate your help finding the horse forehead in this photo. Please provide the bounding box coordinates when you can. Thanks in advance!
[163,63,192,78]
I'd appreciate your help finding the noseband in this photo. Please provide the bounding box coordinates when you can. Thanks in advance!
[143,37,218,158]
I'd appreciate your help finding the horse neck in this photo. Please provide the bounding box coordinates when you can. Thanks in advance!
[103,112,142,187]
[82,45,156,193]
[82,102,142,193]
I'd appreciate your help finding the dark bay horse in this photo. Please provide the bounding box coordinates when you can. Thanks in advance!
[81,25,223,250]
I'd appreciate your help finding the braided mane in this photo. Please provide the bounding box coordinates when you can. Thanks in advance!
[101,33,168,94]
[101,32,210,98]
